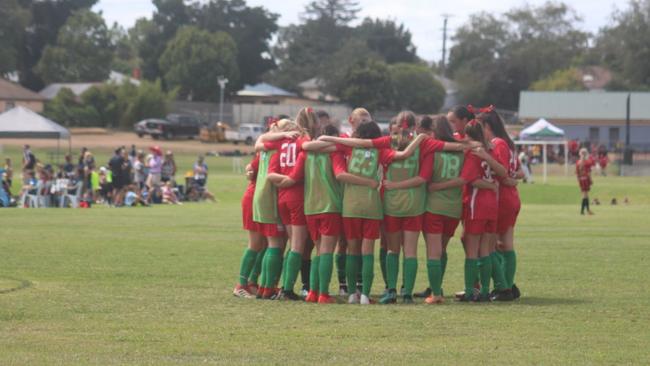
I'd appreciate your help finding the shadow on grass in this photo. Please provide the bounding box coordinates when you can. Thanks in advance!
[0,277,32,294]
[516,296,590,306]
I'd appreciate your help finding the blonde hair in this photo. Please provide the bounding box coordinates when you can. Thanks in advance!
[295,107,319,138]
[350,108,372,124]
[579,148,589,159]
[274,119,303,134]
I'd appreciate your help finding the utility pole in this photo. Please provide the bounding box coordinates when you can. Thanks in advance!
[218,76,228,123]
[440,14,453,74]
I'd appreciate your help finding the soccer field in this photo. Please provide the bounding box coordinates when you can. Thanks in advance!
[1,160,649,365]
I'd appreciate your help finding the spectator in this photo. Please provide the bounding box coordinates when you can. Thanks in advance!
[161,150,177,184]
[22,144,36,184]
[519,149,533,183]
[147,146,163,191]
[4,158,13,188]
[98,167,112,204]
[124,183,148,207]
[63,154,75,179]
[108,148,126,206]
[129,144,137,164]
[162,181,182,205]
[133,151,146,192]
[83,151,96,194]
[190,155,216,202]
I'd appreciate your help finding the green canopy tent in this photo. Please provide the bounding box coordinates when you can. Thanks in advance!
[517,118,568,183]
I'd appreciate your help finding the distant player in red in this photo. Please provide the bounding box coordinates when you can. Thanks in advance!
[477,109,522,300]
[576,148,595,215]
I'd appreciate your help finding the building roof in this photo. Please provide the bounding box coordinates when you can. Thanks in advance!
[0,78,46,102]
[0,105,69,138]
[519,91,650,120]
[236,83,296,97]
[39,71,141,100]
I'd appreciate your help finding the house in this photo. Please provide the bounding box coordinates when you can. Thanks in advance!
[39,71,141,101]
[519,91,650,148]
[0,78,46,113]
[298,78,339,102]
[233,82,317,105]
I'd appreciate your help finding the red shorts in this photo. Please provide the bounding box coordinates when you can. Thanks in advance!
[383,215,423,233]
[342,217,381,240]
[578,177,591,192]
[306,213,342,241]
[278,200,306,226]
[241,194,260,232]
[464,219,497,235]
[497,202,520,234]
[422,212,460,237]
[260,222,286,238]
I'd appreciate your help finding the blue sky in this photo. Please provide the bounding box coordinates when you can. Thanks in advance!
[94,0,621,62]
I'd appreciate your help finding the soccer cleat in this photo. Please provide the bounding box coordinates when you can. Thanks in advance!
[233,284,253,299]
[338,284,348,296]
[278,290,302,301]
[378,289,397,304]
[399,286,405,296]
[360,294,371,305]
[300,288,309,299]
[402,295,414,304]
[490,289,514,302]
[305,290,319,303]
[458,293,479,302]
[424,295,444,305]
[512,284,521,299]
[317,294,337,304]
[348,293,360,304]
[256,287,266,299]
[455,287,480,300]
[247,283,259,296]
[478,293,492,303]
[414,287,432,298]
[267,288,282,300]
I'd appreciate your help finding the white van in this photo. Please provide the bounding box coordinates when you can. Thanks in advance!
[232,124,265,145]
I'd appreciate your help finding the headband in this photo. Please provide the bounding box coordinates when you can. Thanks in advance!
[267,117,279,128]
[306,107,314,114]
[479,105,495,113]
[401,117,409,130]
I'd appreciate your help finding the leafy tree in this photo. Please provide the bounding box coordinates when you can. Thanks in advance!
[109,24,139,76]
[0,0,30,77]
[530,68,586,91]
[120,80,171,129]
[356,18,418,64]
[340,59,393,111]
[389,63,446,113]
[35,10,113,84]
[303,0,360,25]
[43,87,101,127]
[595,0,650,88]
[447,3,589,109]
[17,0,98,90]
[321,38,382,97]
[159,26,239,101]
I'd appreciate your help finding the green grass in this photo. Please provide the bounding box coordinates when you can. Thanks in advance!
[1,154,650,364]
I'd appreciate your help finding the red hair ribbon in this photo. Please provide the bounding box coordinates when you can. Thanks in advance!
[479,105,495,113]
[306,107,314,114]
[467,105,476,114]
[401,118,409,130]
[267,117,278,128]
[468,119,479,127]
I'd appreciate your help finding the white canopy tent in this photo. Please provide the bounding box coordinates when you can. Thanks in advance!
[516,118,568,183]
[0,106,71,161]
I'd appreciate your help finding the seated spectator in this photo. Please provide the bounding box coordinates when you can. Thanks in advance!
[124,184,148,207]
[97,167,112,205]
[162,181,182,205]
[4,158,13,188]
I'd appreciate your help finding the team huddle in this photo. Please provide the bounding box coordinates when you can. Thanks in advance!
[233,105,522,304]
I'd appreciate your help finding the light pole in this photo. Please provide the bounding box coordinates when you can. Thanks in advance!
[218,76,228,122]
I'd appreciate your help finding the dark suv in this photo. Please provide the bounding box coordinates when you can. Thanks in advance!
[134,114,200,140]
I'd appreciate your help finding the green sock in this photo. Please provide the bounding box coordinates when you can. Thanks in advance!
[282,251,302,292]
[356,255,363,287]
[441,251,448,282]
[266,247,282,288]
[427,259,443,296]
[386,252,399,290]
[319,253,334,295]
[309,256,320,293]
[403,257,418,296]
[478,256,492,296]
[502,250,517,289]
[260,249,270,288]
[361,254,374,296]
[346,255,361,293]
[335,253,346,285]
[238,249,258,286]
[464,258,478,297]
[247,248,266,284]
[490,252,507,291]
[379,248,388,287]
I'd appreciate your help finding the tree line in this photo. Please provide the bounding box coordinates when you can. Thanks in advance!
[2,0,650,124]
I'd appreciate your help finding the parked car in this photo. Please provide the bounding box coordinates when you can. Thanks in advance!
[231,124,265,145]
[134,114,200,140]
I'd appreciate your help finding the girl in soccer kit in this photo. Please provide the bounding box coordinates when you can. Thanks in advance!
[576,148,595,215]
[234,106,521,304]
